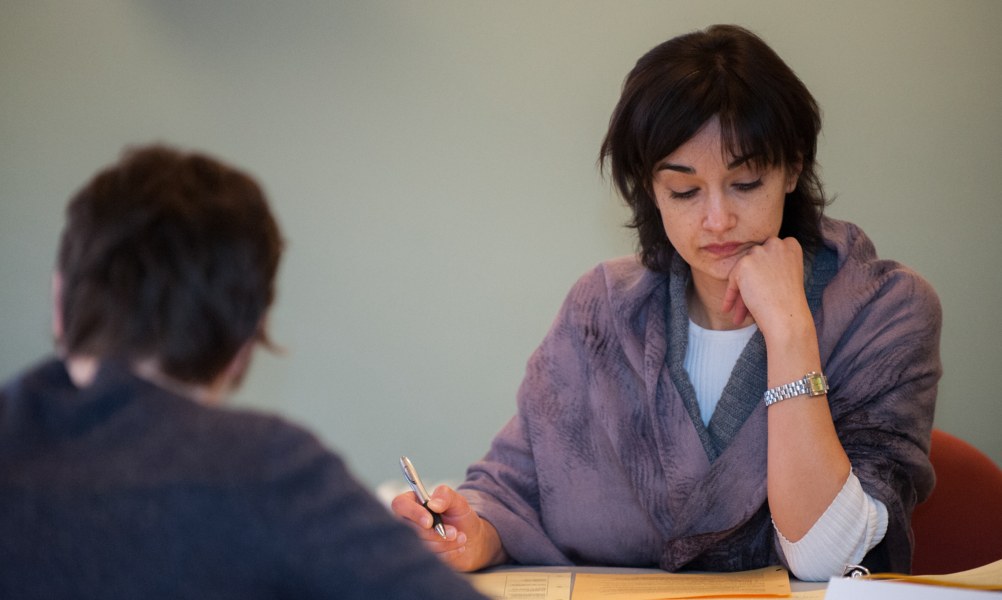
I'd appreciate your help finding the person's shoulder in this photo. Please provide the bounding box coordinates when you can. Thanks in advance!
[168,400,345,484]
[220,404,335,456]
[823,217,920,278]
[546,257,669,353]
[0,357,71,400]
[821,217,878,262]
[822,217,941,319]
[575,255,648,285]
[567,255,664,309]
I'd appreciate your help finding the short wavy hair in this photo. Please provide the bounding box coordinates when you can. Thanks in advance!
[56,144,284,384]
[600,24,828,273]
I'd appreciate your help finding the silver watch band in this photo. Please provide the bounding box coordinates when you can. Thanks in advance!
[763,371,828,407]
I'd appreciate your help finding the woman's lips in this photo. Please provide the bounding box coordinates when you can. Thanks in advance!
[703,242,746,257]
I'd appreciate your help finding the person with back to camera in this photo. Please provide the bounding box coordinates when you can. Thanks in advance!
[392,24,942,581]
[0,144,488,599]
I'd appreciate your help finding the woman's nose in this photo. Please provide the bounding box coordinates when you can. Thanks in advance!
[702,189,735,232]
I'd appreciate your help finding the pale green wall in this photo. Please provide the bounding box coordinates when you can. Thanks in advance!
[2,1,1000,489]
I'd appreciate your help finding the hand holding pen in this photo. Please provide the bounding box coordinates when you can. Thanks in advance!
[391,457,509,572]
[399,456,446,539]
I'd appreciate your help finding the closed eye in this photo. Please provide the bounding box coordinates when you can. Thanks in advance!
[669,188,699,200]
[734,179,763,192]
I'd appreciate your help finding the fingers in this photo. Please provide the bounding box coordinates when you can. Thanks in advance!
[390,485,470,536]
[390,491,434,530]
[721,281,737,313]
[391,485,490,571]
[723,275,750,325]
[722,236,812,334]
[730,295,749,326]
[422,528,485,572]
[428,484,473,518]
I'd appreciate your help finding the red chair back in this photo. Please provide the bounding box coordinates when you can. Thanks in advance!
[911,429,1002,574]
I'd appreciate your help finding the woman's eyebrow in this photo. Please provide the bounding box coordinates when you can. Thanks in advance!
[655,162,694,174]
[727,155,753,169]
[655,155,753,174]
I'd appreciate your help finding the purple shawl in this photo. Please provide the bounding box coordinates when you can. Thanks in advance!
[460,218,941,573]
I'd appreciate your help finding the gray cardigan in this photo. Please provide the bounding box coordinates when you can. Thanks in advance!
[461,218,941,573]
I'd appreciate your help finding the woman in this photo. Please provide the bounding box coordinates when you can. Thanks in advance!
[392,24,940,581]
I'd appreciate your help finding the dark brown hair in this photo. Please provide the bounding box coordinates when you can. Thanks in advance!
[57,144,284,384]
[600,24,828,272]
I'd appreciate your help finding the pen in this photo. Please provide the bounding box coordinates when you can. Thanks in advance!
[399,456,447,539]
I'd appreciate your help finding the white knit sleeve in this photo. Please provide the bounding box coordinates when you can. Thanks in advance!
[773,471,888,581]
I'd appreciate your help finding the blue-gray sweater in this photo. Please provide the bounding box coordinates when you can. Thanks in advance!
[0,359,485,600]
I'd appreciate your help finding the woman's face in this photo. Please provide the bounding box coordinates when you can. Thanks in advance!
[651,117,798,291]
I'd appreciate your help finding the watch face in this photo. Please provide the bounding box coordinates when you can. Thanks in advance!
[807,372,828,396]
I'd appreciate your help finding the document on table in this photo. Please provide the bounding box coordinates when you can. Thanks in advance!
[467,571,572,600]
[865,557,1002,590]
[823,557,1002,599]
[826,577,993,599]
[571,566,790,599]
[468,567,792,600]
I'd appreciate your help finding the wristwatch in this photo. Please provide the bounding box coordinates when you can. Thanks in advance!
[763,371,829,407]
